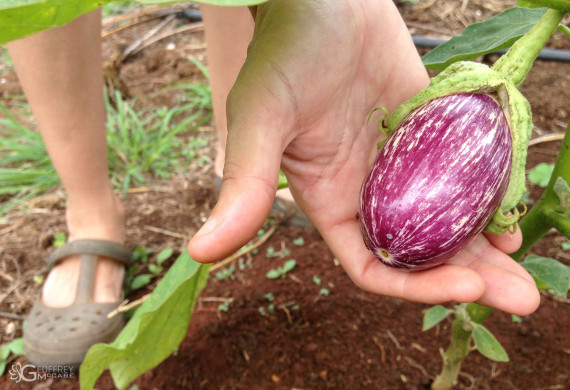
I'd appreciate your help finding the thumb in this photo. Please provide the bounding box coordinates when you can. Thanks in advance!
[187,105,288,263]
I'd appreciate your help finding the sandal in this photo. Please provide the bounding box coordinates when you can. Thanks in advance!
[213,176,313,228]
[24,239,131,368]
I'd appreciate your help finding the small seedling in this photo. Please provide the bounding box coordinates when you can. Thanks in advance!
[266,259,297,279]
[33,274,44,285]
[258,307,267,316]
[218,301,231,312]
[265,246,291,258]
[148,263,163,276]
[562,241,570,251]
[312,275,322,286]
[131,246,153,264]
[264,293,275,302]
[0,338,25,375]
[156,248,173,265]
[319,288,330,296]
[215,265,235,281]
[527,162,555,188]
[293,237,305,246]
[53,232,66,248]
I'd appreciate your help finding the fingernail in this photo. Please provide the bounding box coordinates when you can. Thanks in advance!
[195,217,216,236]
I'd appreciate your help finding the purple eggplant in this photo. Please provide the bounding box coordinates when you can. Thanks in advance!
[359,93,512,270]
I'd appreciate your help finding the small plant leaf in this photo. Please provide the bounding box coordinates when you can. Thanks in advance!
[8,338,25,355]
[293,237,305,246]
[472,324,509,362]
[264,293,275,302]
[422,305,453,331]
[521,255,570,297]
[130,274,153,291]
[562,241,570,251]
[156,248,173,265]
[527,163,555,188]
[319,288,330,296]
[148,264,163,276]
[422,7,548,70]
[282,259,297,273]
[266,269,281,279]
[312,275,322,286]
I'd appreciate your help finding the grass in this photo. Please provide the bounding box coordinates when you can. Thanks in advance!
[0,69,213,213]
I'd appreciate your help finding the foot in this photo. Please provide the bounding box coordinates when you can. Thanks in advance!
[41,192,126,308]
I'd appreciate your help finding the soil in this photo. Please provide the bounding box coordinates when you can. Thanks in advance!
[1,1,569,389]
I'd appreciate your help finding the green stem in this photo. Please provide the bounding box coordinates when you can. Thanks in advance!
[559,23,570,38]
[511,121,570,261]
[431,304,493,390]
[492,9,564,87]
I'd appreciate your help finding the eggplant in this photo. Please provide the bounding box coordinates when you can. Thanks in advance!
[359,93,512,270]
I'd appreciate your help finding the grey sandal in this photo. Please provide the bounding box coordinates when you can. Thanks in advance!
[24,240,131,368]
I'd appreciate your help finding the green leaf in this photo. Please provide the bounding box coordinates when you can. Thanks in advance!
[422,305,453,331]
[8,338,25,355]
[130,274,153,291]
[156,248,173,265]
[422,7,548,70]
[312,275,322,286]
[528,163,555,188]
[562,241,570,250]
[472,324,509,362]
[293,237,305,246]
[521,255,570,297]
[0,345,10,360]
[148,264,163,275]
[518,0,570,11]
[266,269,281,279]
[319,288,330,296]
[80,252,210,390]
[282,259,297,273]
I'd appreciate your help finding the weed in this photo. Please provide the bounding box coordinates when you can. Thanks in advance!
[293,237,305,246]
[218,301,231,312]
[266,259,297,279]
[0,338,24,375]
[215,265,235,281]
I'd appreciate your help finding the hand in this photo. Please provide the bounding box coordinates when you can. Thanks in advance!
[188,0,540,316]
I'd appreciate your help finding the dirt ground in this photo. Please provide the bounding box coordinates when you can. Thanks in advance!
[1,1,569,389]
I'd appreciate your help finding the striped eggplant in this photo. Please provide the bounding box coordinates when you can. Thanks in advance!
[359,93,512,270]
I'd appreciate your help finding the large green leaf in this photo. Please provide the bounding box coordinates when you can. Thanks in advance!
[521,254,570,297]
[518,0,570,11]
[422,7,548,70]
[79,252,210,390]
[0,0,268,45]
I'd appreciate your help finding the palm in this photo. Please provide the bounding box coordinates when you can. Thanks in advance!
[190,0,540,316]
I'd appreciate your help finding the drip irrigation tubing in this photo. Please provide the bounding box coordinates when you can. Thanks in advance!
[412,35,570,63]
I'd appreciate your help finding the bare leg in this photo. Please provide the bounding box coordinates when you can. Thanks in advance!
[200,5,296,202]
[200,5,254,178]
[7,10,125,307]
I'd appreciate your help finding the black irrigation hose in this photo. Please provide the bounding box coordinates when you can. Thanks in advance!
[174,9,570,63]
[412,35,570,63]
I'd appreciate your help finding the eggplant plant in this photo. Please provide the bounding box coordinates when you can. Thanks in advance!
[359,3,569,389]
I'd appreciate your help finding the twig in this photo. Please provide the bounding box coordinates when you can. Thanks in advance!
[386,329,403,350]
[279,305,293,325]
[144,225,186,239]
[121,14,177,61]
[0,311,25,321]
[458,371,476,389]
[371,336,387,363]
[528,133,565,146]
[199,297,234,303]
[209,224,277,272]
[404,356,432,379]
[128,22,205,57]
[107,293,152,319]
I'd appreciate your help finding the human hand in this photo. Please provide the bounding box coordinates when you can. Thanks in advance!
[187,0,540,316]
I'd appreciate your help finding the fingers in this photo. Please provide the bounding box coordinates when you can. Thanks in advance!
[321,218,539,316]
[483,225,522,254]
[320,218,487,304]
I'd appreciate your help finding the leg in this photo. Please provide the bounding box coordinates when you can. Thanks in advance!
[201,4,299,206]
[7,10,125,307]
[200,5,254,179]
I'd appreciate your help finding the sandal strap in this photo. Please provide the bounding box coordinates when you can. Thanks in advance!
[47,239,131,270]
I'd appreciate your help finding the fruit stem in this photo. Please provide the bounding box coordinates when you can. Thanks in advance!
[492,8,565,87]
